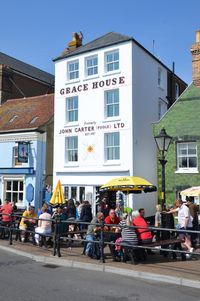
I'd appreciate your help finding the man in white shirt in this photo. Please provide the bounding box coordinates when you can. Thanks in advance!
[164,199,193,253]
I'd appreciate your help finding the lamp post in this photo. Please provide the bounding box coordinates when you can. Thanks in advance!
[154,128,172,210]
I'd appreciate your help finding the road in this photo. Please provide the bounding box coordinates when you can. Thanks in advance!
[0,250,199,301]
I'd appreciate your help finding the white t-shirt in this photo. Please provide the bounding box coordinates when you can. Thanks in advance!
[176,204,193,228]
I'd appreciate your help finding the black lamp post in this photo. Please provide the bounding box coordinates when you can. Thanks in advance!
[154,128,172,210]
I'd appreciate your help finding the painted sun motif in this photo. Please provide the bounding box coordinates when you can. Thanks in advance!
[87,145,94,153]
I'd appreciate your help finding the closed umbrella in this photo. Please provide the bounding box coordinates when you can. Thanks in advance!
[50,180,65,206]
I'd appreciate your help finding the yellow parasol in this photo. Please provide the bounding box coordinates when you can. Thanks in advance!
[100,176,157,193]
[50,180,65,206]
[180,186,200,197]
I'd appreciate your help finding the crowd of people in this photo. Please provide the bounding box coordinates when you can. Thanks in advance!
[0,196,199,263]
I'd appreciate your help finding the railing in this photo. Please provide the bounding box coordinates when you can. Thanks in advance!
[0,212,199,262]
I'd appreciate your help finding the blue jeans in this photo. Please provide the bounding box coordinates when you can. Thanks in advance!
[85,234,94,255]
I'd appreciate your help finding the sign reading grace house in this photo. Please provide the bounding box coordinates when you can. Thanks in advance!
[60,76,125,95]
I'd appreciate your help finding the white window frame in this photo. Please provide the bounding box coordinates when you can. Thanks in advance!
[66,96,78,123]
[158,98,168,120]
[105,50,119,73]
[105,89,119,118]
[158,67,163,88]
[176,142,198,172]
[85,55,98,77]
[3,176,24,207]
[65,136,78,163]
[104,132,120,161]
[67,60,79,80]
[175,83,180,99]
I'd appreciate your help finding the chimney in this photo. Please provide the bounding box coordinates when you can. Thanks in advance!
[68,32,83,50]
[191,29,200,86]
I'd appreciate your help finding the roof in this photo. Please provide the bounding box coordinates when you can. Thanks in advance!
[53,31,187,85]
[0,94,54,133]
[53,32,132,61]
[0,52,54,85]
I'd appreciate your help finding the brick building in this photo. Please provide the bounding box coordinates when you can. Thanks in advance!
[153,29,200,206]
[0,52,54,105]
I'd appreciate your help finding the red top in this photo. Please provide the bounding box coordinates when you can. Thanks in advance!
[0,203,13,222]
[105,215,120,225]
[132,216,152,241]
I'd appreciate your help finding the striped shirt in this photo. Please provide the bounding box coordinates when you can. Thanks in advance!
[119,220,138,245]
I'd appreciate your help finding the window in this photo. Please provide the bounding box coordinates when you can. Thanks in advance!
[105,89,119,118]
[158,98,168,119]
[68,60,79,80]
[66,96,78,122]
[105,132,120,161]
[65,136,78,162]
[9,115,18,123]
[175,83,180,99]
[13,146,22,166]
[4,179,24,205]
[177,142,197,171]
[158,68,163,87]
[86,55,98,76]
[105,50,119,72]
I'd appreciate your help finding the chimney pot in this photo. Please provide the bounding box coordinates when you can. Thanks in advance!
[196,30,200,43]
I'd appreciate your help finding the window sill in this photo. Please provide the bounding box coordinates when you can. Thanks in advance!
[103,117,121,123]
[64,122,79,127]
[175,169,199,174]
[103,161,121,166]
[65,79,80,85]
[157,85,164,91]
[83,75,99,81]
[102,70,121,77]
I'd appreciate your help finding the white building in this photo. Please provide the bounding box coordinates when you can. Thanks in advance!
[53,32,186,216]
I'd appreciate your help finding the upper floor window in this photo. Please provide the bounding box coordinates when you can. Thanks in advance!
[104,132,120,161]
[175,83,180,99]
[68,60,79,80]
[177,142,197,171]
[66,96,78,123]
[105,89,119,118]
[85,55,98,76]
[65,136,78,163]
[158,98,168,119]
[105,50,119,72]
[158,68,163,88]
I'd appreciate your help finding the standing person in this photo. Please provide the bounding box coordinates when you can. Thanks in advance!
[80,201,92,230]
[163,199,194,253]
[154,204,162,241]
[186,197,199,247]
[0,199,13,238]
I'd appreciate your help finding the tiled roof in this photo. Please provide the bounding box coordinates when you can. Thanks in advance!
[178,83,200,102]
[0,52,54,85]
[0,94,54,133]
[53,32,132,61]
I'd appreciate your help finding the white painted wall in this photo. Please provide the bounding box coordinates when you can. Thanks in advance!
[54,38,170,216]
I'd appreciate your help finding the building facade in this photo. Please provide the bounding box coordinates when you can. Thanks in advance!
[0,52,54,105]
[153,29,200,206]
[0,94,54,210]
[53,32,187,216]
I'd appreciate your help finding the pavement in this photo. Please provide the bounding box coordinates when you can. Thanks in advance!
[0,238,200,289]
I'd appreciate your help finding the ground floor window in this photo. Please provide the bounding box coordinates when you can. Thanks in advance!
[4,179,24,206]
[64,186,85,202]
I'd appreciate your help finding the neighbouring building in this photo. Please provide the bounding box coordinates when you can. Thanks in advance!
[53,32,187,216]
[153,29,200,206]
[0,94,54,210]
[0,52,54,105]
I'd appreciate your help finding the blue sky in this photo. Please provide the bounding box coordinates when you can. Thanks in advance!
[0,0,200,84]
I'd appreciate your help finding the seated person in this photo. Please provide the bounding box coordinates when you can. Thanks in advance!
[19,206,38,243]
[132,209,152,244]
[0,199,13,237]
[104,209,121,261]
[84,211,104,259]
[35,206,52,245]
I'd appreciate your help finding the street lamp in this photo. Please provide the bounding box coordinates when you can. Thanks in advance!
[154,128,172,210]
